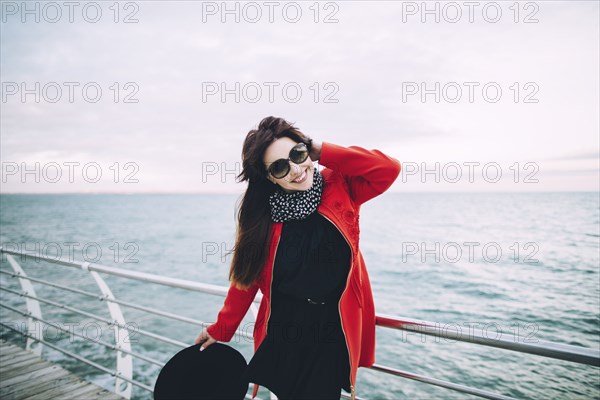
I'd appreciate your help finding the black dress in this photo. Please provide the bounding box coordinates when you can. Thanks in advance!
[244,211,352,399]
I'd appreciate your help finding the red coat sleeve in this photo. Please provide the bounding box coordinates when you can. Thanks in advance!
[318,141,401,206]
[206,281,259,342]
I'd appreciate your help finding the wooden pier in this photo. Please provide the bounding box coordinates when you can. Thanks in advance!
[0,339,124,400]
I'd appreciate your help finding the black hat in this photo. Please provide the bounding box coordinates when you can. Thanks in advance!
[154,342,249,400]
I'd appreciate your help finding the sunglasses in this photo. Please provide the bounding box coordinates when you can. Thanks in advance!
[266,142,310,179]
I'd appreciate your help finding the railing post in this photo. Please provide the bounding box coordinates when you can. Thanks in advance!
[5,253,43,356]
[84,262,133,399]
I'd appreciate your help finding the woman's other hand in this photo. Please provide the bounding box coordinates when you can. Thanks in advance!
[194,327,217,351]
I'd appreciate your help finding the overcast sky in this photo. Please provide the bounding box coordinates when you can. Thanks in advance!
[1,1,598,193]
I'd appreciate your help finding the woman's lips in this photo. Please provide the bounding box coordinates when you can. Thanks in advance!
[292,169,308,183]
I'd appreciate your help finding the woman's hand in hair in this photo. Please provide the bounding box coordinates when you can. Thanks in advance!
[309,140,322,162]
[194,327,217,351]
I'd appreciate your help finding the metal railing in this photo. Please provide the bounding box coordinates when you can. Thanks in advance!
[0,247,598,400]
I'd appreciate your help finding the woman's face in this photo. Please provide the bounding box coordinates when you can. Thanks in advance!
[263,136,314,193]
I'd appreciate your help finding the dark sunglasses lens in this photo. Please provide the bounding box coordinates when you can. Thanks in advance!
[270,160,290,179]
[290,144,309,163]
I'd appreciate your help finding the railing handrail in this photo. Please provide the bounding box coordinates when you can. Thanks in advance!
[376,313,600,366]
[1,247,599,400]
[0,247,237,299]
[2,247,598,368]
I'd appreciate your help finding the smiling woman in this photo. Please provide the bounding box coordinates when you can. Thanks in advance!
[193,116,401,399]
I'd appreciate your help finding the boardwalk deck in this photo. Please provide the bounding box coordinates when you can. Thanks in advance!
[0,339,124,400]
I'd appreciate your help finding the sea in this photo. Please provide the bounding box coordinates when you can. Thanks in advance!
[0,192,598,399]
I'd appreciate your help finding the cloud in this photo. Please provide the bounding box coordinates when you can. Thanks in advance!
[543,151,600,161]
[1,1,598,193]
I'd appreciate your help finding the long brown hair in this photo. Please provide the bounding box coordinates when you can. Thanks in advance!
[227,116,313,290]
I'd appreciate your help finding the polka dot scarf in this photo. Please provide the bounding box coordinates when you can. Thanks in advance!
[268,167,324,222]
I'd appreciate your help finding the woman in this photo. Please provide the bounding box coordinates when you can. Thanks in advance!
[194,116,401,399]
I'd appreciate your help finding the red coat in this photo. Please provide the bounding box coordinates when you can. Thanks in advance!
[207,141,401,399]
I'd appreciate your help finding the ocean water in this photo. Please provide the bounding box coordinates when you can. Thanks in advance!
[0,192,598,399]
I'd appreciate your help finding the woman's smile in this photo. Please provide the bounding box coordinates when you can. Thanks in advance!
[292,169,308,183]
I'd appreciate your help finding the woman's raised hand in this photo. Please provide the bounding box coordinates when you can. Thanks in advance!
[309,140,322,162]
[194,327,217,351]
